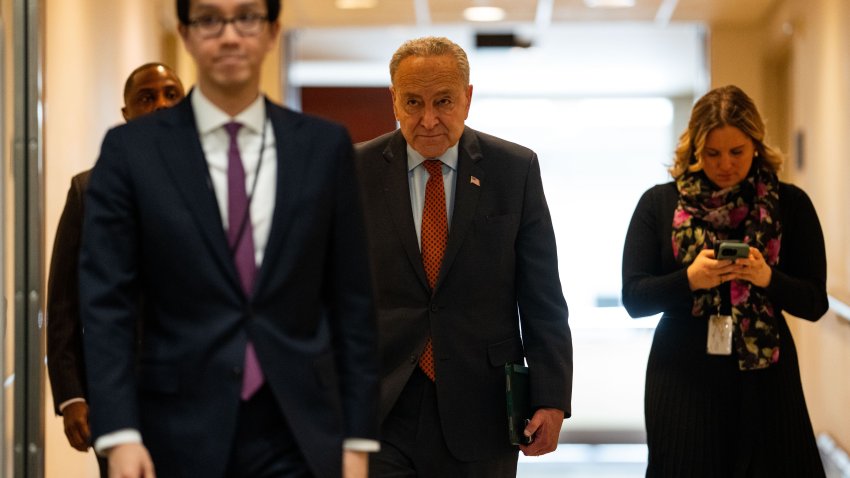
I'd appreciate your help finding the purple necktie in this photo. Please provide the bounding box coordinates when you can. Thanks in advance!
[224,121,264,400]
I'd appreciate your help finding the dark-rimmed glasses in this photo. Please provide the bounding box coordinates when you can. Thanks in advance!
[188,13,268,38]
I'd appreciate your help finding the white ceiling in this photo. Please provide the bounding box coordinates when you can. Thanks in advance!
[284,0,779,97]
[282,0,779,29]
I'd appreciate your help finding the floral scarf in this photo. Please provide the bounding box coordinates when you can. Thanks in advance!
[671,161,782,370]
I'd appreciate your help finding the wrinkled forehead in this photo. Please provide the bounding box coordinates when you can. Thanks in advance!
[393,55,467,93]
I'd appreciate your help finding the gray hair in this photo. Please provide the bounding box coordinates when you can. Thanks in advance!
[389,36,470,85]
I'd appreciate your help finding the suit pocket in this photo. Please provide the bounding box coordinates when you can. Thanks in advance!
[487,336,525,367]
[475,213,521,234]
[484,213,520,224]
[137,363,180,394]
[473,214,521,261]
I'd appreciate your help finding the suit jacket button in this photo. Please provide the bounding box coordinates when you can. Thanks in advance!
[409,355,417,364]
[430,303,438,313]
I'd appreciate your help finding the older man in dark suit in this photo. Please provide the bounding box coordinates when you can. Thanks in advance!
[356,36,573,477]
[46,61,184,478]
[79,1,378,477]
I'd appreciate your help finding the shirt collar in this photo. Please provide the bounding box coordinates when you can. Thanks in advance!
[191,88,266,136]
[406,143,459,173]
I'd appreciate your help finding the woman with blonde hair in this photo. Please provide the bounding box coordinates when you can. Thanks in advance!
[622,85,827,476]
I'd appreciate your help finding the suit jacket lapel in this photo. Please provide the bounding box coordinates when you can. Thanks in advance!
[155,99,241,290]
[254,100,302,292]
[436,127,483,292]
[382,132,431,292]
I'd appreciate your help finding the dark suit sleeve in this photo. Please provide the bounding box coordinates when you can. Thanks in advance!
[79,128,142,438]
[47,173,89,414]
[325,130,380,439]
[515,154,573,416]
[766,185,829,320]
[621,185,693,318]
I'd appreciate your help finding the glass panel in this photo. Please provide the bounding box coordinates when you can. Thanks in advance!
[9,0,46,475]
[1,2,14,476]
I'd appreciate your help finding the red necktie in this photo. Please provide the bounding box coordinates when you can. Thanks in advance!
[419,159,447,381]
[224,122,264,400]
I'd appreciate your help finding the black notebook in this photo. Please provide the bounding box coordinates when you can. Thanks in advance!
[505,363,532,445]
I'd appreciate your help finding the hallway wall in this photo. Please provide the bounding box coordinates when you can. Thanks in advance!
[711,0,850,454]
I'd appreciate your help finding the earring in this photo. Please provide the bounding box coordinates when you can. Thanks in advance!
[754,150,759,158]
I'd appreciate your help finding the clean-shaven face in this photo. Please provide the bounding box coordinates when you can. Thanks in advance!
[122,66,185,120]
[179,0,279,96]
[391,54,472,159]
[700,125,755,189]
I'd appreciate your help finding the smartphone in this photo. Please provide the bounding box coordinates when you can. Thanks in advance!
[714,241,750,260]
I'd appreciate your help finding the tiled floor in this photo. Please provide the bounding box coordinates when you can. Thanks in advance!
[518,440,850,478]
[517,444,647,478]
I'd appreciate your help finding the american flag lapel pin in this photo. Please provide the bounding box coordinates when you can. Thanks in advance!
[470,176,480,187]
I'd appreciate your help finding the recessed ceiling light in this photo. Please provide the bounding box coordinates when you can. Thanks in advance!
[335,0,378,9]
[463,6,506,22]
[583,0,636,8]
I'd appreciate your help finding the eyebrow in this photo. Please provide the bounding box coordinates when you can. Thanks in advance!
[133,88,161,97]
[705,144,748,151]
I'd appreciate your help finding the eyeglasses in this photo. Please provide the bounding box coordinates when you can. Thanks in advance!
[188,13,268,38]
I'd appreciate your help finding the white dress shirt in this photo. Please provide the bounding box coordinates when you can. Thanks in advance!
[192,89,277,266]
[406,143,459,247]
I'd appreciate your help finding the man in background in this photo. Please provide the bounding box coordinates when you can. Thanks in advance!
[80,0,379,477]
[47,62,185,478]
[356,36,573,477]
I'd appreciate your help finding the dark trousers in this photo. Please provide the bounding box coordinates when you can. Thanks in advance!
[370,368,518,478]
[225,384,313,478]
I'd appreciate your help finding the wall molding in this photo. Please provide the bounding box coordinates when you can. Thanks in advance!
[828,294,850,324]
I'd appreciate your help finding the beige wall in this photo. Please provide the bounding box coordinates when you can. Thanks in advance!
[709,26,768,109]
[711,0,850,454]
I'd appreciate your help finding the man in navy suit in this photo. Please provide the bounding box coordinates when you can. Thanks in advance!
[80,1,378,477]
[356,36,572,477]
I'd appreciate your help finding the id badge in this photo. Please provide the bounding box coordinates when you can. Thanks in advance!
[707,315,733,355]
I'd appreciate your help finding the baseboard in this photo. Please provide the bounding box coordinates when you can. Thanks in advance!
[818,433,850,477]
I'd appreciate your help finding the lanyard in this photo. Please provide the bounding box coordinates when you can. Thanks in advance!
[228,111,268,252]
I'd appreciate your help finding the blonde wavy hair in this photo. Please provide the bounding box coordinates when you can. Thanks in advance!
[670,85,783,178]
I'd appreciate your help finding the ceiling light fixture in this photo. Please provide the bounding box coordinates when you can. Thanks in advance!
[583,0,636,8]
[463,6,506,22]
[335,0,378,9]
